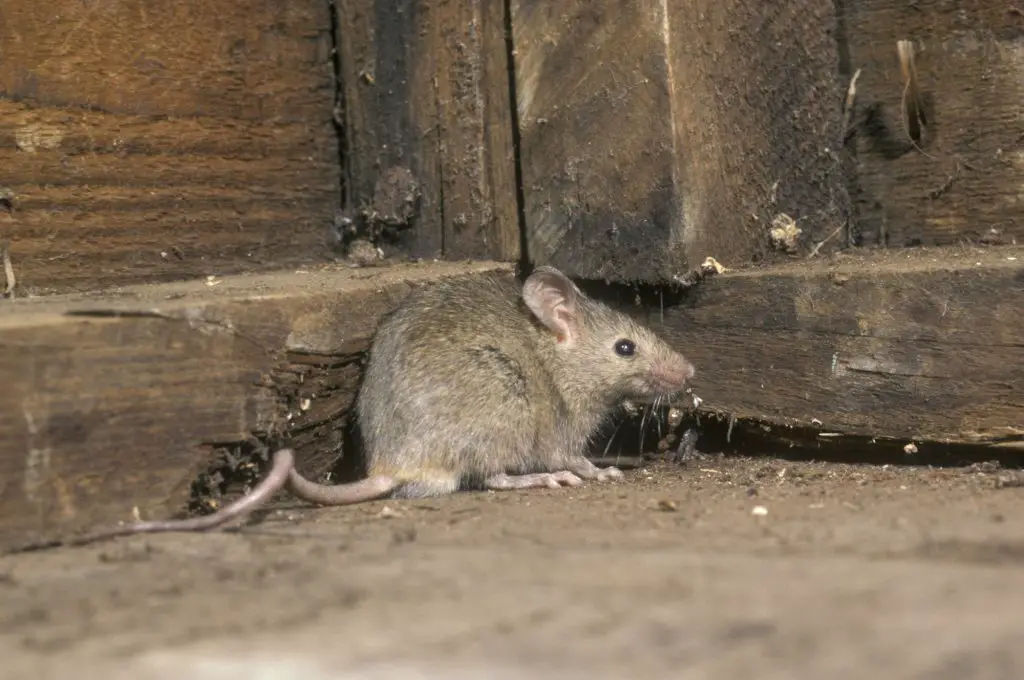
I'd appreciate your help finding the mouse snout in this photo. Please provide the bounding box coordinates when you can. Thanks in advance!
[651,355,695,391]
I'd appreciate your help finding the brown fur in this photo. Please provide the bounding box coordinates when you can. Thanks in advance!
[352,266,695,498]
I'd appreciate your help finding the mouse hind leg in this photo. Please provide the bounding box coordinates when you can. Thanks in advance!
[484,471,583,491]
[366,434,464,499]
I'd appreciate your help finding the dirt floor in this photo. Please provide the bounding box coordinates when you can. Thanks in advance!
[3,451,1024,680]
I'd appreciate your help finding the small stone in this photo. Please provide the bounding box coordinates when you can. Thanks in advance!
[656,499,678,512]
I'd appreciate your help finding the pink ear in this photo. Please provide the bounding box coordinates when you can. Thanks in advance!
[522,266,580,344]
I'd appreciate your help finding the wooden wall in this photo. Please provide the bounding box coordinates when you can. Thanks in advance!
[0,0,341,294]
[338,0,1024,281]
[510,0,851,282]
[841,0,1024,249]
[3,0,1019,292]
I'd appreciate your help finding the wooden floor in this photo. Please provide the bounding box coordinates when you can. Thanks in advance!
[5,457,1024,679]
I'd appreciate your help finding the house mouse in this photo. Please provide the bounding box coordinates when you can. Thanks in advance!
[72,266,694,543]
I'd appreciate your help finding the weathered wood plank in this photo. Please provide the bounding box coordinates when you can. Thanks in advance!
[841,0,1024,248]
[0,0,340,294]
[337,0,520,262]
[0,261,512,551]
[510,0,850,281]
[645,246,1024,445]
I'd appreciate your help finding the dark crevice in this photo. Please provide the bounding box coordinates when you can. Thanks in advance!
[600,407,1024,471]
[326,0,350,208]
[502,0,531,276]
[435,80,446,256]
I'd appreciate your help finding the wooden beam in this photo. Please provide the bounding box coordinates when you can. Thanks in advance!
[338,0,520,262]
[0,261,512,551]
[509,0,850,281]
[842,0,1024,248]
[0,0,341,294]
[645,246,1024,446]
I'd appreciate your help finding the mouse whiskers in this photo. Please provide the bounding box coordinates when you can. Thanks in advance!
[654,395,665,441]
[638,402,653,455]
[605,418,627,466]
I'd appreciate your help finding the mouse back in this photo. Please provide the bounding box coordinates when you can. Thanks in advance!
[354,272,546,474]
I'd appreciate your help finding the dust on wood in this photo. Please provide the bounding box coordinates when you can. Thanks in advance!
[337,0,520,262]
[0,260,513,551]
[841,0,1024,248]
[0,0,340,294]
[647,246,1024,446]
[510,0,850,282]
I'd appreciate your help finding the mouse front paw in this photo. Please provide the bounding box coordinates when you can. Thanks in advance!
[565,458,625,483]
[594,466,625,482]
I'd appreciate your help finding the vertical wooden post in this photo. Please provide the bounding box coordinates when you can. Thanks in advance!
[510,0,850,281]
[338,0,520,262]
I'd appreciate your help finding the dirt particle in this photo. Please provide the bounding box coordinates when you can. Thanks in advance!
[391,526,418,545]
[768,213,802,253]
[97,542,157,564]
[994,472,1024,489]
[969,460,1002,473]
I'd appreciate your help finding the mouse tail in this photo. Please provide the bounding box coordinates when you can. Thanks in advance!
[286,469,398,506]
[69,448,297,545]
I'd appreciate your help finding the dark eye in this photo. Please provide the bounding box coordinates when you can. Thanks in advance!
[614,338,636,357]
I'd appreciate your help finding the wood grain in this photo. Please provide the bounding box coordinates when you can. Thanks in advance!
[841,0,1024,247]
[0,260,513,551]
[0,0,340,294]
[510,0,850,281]
[646,246,1024,445]
[337,0,520,262]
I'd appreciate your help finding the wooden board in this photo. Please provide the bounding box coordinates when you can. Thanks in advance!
[0,0,340,294]
[644,246,1024,446]
[509,0,851,281]
[338,0,521,262]
[842,0,1024,247]
[0,260,512,551]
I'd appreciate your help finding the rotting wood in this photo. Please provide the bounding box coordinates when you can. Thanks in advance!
[337,0,520,262]
[509,0,850,282]
[841,0,1024,248]
[0,0,340,294]
[0,260,513,551]
[643,246,1024,446]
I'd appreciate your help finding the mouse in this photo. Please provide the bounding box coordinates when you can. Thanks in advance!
[72,266,695,543]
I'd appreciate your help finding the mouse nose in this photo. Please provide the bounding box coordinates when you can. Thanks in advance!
[653,356,695,390]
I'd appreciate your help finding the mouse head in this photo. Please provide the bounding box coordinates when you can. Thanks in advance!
[523,266,695,405]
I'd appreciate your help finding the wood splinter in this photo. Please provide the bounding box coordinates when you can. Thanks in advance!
[842,68,862,142]
[1,241,15,299]
[897,39,927,144]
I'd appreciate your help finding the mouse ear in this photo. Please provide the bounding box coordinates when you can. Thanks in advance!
[522,266,581,345]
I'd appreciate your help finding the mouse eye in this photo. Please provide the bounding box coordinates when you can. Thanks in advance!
[614,338,636,357]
